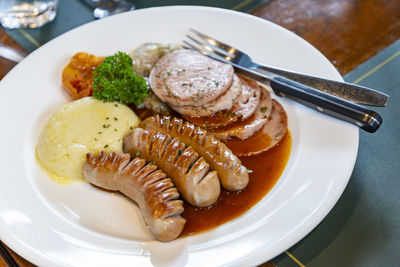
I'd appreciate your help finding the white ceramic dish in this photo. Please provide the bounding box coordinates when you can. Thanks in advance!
[0,6,358,266]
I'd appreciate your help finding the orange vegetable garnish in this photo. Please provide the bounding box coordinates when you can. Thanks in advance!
[61,52,105,100]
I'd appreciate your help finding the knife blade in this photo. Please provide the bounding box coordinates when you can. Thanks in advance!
[0,45,25,63]
[254,66,389,107]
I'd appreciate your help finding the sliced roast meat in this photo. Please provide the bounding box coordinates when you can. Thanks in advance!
[170,74,242,117]
[149,49,234,107]
[231,75,261,120]
[83,151,186,242]
[224,100,288,156]
[261,99,288,149]
[178,75,260,126]
[212,88,273,140]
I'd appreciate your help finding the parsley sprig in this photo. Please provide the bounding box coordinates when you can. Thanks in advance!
[92,52,148,106]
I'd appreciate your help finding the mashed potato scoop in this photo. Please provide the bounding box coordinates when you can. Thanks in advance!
[36,97,140,183]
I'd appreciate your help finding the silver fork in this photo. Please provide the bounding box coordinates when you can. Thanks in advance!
[184,30,383,133]
[186,29,389,107]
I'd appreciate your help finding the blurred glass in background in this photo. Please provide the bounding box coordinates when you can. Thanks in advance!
[0,0,58,29]
[80,0,135,19]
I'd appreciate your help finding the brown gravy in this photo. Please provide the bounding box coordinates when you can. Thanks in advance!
[183,110,238,128]
[181,131,291,236]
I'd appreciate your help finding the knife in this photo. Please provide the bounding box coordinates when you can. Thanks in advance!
[0,45,26,63]
[184,29,389,107]
[254,66,389,107]
[205,54,382,133]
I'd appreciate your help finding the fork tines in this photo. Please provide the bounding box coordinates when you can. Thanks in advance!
[189,29,236,56]
[184,29,235,61]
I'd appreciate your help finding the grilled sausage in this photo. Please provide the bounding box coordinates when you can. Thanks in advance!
[123,128,220,207]
[140,115,249,191]
[82,151,186,242]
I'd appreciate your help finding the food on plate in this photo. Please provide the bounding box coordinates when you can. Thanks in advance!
[149,49,234,107]
[123,128,221,207]
[181,74,263,129]
[62,47,173,116]
[36,97,139,182]
[182,110,239,129]
[129,43,181,77]
[262,100,288,146]
[225,100,288,156]
[92,52,148,106]
[212,89,272,140]
[137,90,171,116]
[170,74,242,117]
[231,74,262,120]
[141,115,249,191]
[83,151,186,242]
[129,43,184,116]
[147,49,286,154]
[62,52,104,100]
[37,41,292,241]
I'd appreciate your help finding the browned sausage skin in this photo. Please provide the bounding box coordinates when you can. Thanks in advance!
[123,128,221,207]
[140,115,249,191]
[82,151,186,242]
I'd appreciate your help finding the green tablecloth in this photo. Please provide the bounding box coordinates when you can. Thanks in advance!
[273,39,400,267]
[5,0,269,52]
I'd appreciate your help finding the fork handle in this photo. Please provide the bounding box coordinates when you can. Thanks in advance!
[255,64,389,107]
[270,76,382,133]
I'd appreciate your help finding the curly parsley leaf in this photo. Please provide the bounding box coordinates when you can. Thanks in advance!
[92,51,148,106]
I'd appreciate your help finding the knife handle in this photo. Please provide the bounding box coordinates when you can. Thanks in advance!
[270,76,382,133]
[255,64,389,107]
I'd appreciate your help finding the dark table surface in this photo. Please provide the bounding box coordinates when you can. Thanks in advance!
[1,0,399,266]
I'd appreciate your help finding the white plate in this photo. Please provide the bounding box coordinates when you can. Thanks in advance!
[0,6,358,266]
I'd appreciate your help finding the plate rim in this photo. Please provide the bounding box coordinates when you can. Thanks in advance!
[0,5,359,266]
